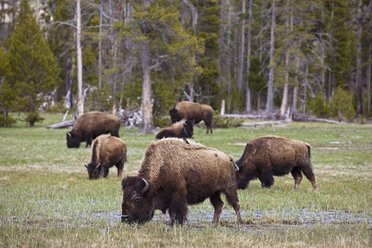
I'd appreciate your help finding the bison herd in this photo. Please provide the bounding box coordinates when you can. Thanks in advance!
[66,101,317,226]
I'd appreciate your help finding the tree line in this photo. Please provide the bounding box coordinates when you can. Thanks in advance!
[0,0,371,130]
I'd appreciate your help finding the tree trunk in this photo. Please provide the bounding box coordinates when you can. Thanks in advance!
[237,0,246,90]
[76,0,84,116]
[280,84,289,116]
[368,43,371,115]
[245,0,252,112]
[303,62,309,114]
[280,3,291,117]
[266,0,276,113]
[139,39,154,133]
[98,1,103,89]
[356,0,363,116]
[139,0,154,134]
[292,85,298,113]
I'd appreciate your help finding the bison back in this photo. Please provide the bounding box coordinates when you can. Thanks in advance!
[139,138,236,203]
[73,112,120,138]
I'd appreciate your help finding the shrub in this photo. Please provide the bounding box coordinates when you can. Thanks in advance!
[153,116,172,128]
[0,115,16,127]
[212,111,244,128]
[330,87,355,121]
[24,112,44,127]
[309,95,331,118]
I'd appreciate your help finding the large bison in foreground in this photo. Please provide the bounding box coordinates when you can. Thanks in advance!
[169,101,214,134]
[121,138,242,225]
[84,134,127,179]
[155,119,194,139]
[235,136,317,190]
[66,111,120,148]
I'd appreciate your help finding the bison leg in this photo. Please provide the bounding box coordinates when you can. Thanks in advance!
[291,167,303,190]
[210,192,224,223]
[86,136,93,148]
[258,170,274,188]
[223,186,243,223]
[168,192,188,225]
[116,162,124,178]
[103,166,109,178]
[301,164,318,190]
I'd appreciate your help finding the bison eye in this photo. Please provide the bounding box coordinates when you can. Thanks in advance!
[132,195,141,202]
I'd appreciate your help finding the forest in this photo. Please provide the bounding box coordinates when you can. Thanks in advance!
[0,0,371,131]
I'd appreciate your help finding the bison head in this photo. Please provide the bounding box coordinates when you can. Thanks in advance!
[169,108,181,123]
[235,148,256,189]
[84,163,102,180]
[121,176,154,224]
[183,119,194,138]
[66,131,80,148]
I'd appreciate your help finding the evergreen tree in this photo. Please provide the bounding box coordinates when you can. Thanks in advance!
[7,0,61,123]
[118,0,201,133]
[193,0,221,108]
[325,0,352,94]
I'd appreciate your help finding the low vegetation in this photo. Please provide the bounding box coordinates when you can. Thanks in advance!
[0,113,371,247]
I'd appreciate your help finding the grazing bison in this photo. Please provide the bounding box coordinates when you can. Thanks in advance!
[84,134,127,179]
[169,101,214,134]
[155,119,194,139]
[121,138,242,225]
[235,136,317,190]
[66,111,120,148]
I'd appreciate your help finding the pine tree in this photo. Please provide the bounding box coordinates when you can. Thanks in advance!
[193,0,221,108]
[118,0,201,133]
[7,0,61,124]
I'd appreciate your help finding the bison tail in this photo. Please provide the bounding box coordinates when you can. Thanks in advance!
[91,139,100,164]
[305,143,311,158]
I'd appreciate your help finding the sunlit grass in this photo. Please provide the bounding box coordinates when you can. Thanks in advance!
[0,113,371,247]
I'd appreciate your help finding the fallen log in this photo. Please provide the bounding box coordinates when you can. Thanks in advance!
[46,120,74,129]
[242,120,290,127]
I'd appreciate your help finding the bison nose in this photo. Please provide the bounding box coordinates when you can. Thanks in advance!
[121,215,129,223]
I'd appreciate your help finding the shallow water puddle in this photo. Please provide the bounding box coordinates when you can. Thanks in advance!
[91,207,372,230]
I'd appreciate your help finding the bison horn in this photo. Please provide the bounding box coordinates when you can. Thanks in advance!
[84,164,88,169]
[141,178,149,193]
[67,132,71,137]
[96,164,101,169]
[234,163,240,172]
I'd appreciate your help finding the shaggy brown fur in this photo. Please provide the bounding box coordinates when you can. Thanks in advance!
[169,101,214,134]
[155,119,194,139]
[235,136,317,190]
[121,138,242,225]
[66,111,120,148]
[85,134,127,180]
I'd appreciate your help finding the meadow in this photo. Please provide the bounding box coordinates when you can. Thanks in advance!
[0,113,371,247]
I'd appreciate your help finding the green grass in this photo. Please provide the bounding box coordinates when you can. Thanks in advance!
[0,113,371,247]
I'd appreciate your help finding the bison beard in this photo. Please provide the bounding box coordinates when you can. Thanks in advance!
[235,135,317,190]
[121,138,242,225]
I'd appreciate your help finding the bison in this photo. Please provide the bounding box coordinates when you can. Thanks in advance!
[169,101,214,134]
[84,134,127,179]
[155,119,194,139]
[121,138,242,225]
[66,111,120,148]
[235,136,317,190]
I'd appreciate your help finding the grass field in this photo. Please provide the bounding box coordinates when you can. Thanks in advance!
[0,113,371,247]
